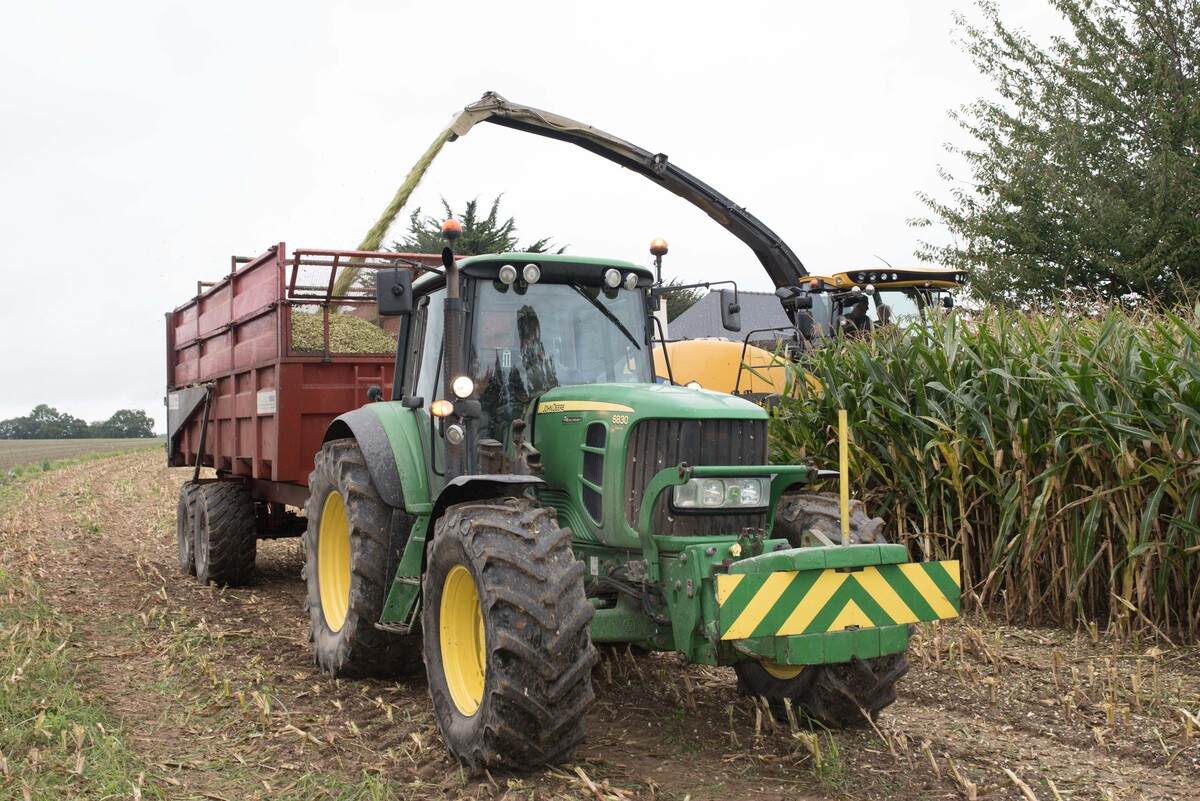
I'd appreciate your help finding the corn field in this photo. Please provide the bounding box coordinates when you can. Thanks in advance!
[770,305,1200,640]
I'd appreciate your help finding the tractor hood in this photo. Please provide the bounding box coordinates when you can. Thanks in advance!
[533,382,768,422]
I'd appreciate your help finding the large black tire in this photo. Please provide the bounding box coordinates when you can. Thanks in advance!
[735,652,909,727]
[737,490,904,726]
[423,499,596,770]
[176,482,201,575]
[303,439,421,679]
[193,482,257,586]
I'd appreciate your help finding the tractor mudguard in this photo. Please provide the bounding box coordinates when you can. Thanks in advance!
[430,474,546,523]
[323,404,432,513]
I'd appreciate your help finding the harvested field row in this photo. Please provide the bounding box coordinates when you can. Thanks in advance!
[0,438,163,474]
[0,451,1195,799]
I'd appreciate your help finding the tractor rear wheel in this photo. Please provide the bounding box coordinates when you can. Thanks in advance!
[193,482,257,586]
[176,482,201,575]
[738,490,906,726]
[422,499,596,770]
[303,439,420,679]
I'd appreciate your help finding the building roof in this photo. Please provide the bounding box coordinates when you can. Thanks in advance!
[668,290,793,341]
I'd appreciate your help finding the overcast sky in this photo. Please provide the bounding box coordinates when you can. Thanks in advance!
[0,1,1067,432]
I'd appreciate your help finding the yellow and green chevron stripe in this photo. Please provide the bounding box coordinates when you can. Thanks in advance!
[715,561,960,640]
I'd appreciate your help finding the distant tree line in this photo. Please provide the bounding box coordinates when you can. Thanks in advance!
[0,405,156,440]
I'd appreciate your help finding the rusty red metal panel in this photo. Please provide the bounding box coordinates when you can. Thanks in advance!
[167,243,412,504]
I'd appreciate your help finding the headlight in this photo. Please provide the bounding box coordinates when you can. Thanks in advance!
[672,477,768,510]
[451,375,475,398]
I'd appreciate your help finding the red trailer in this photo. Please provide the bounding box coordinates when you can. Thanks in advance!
[165,243,437,580]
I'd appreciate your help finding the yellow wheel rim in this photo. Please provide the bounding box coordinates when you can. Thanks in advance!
[440,564,486,716]
[318,489,351,633]
[763,661,806,681]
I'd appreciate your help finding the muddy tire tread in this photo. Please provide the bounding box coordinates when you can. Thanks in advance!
[193,482,257,586]
[424,499,596,770]
[303,439,421,679]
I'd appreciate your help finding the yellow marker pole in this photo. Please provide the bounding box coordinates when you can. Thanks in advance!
[839,408,850,546]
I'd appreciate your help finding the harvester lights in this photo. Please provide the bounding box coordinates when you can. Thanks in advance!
[892,273,899,281]
[451,376,475,398]
[522,264,541,284]
[864,284,875,295]
[857,272,866,282]
[445,424,466,445]
[430,399,454,417]
[672,477,768,510]
[623,272,639,291]
[603,268,621,289]
[869,272,877,282]
[498,264,518,285]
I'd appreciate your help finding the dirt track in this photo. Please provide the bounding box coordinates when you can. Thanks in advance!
[1,451,1197,800]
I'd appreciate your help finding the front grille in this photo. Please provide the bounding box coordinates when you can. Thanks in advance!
[624,418,768,536]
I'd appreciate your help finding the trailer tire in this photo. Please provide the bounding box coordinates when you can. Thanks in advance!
[739,491,904,726]
[176,482,201,575]
[304,439,421,679]
[423,499,596,770]
[193,482,257,586]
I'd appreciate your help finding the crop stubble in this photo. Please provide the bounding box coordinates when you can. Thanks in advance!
[0,451,1195,800]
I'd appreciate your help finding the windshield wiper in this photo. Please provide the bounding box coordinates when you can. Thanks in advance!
[568,283,641,349]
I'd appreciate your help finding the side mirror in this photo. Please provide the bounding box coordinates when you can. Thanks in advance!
[376,268,414,316]
[720,288,742,332]
[793,294,813,310]
[942,295,954,310]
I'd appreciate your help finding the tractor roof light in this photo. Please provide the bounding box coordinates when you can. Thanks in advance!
[685,380,702,389]
[650,238,669,257]
[522,263,541,284]
[431,399,454,417]
[603,268,621,289]
[445,423,466,445]
[623,272,639,290]
[441,218,463,241]
[498,264,518,285]
[451,376,475,398]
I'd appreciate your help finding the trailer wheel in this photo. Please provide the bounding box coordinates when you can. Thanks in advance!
[423,499,596,770]
[738,491,904,726]
[176,482,201,575]
[303,439,420,679]
[193,482,257,586]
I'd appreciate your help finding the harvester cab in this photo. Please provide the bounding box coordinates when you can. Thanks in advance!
[786,267,966,342]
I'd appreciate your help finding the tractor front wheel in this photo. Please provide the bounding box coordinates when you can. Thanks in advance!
[423,499,596,770]
[303,439,420,678]
[740,490,905,726]
[734,653,909,727]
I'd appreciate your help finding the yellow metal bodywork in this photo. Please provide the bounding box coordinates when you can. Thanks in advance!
[318,490,352,633]
[440,564,487,717]
[653,339,819,396]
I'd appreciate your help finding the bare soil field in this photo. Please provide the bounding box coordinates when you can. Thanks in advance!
[0,438,163,473]
[1,451,1196,800]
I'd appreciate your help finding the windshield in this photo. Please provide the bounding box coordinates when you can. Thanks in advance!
[830,288,949,333]
[470,280,651,439]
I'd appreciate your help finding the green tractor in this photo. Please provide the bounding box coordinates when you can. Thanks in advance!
[305,230,960,770]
